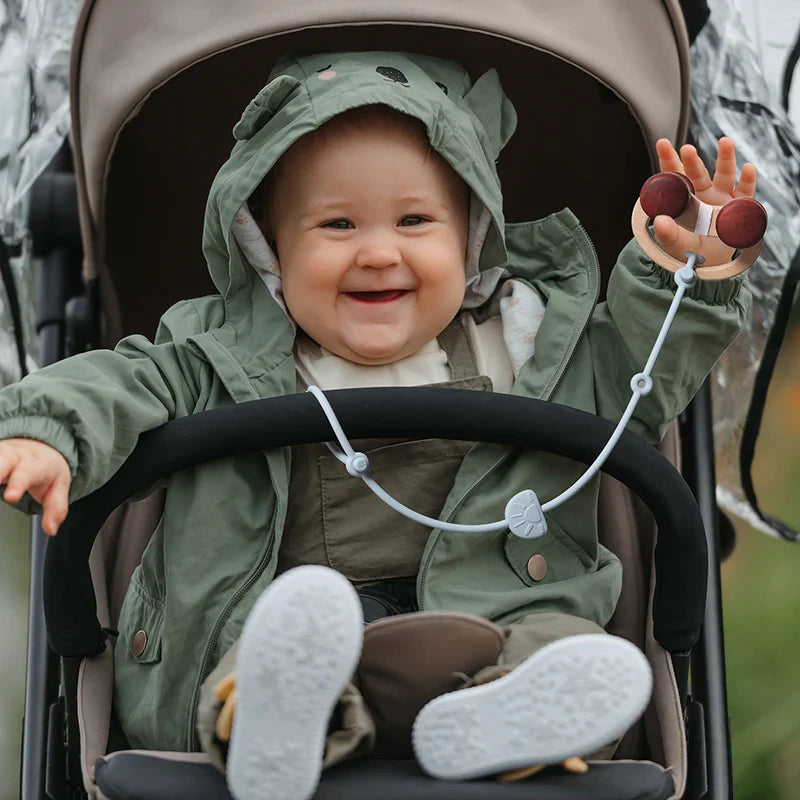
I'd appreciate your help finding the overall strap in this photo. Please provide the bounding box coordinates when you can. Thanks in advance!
[437,315,480,381]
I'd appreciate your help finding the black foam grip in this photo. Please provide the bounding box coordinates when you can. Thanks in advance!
[44,389,707,656]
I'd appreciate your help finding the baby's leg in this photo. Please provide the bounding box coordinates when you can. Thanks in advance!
[413,612,652,781]
[196,566,369,800]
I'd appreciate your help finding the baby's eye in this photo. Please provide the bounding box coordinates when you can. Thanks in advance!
[323,219,354,230]
[398,215,427,227]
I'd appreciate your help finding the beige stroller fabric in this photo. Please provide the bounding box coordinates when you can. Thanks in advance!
[66,1,692,797]
[69,0,689,341]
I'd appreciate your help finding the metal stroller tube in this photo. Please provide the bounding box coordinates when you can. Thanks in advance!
[43,388,708,658]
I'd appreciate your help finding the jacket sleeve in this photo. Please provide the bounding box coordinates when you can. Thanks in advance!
[586,238,751,444]
[0,299,216,509]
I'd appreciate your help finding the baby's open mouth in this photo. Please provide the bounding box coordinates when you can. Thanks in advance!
[345,290,409,303]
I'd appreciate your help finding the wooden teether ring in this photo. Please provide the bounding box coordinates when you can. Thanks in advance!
[632,172,766,280]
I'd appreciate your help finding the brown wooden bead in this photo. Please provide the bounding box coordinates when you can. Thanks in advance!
[639,172,692,219]
[715,198,767,249]
[672,171,696,196]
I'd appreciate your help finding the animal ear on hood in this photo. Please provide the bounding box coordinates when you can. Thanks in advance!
[233,75,302,140]
[463,69,517,160]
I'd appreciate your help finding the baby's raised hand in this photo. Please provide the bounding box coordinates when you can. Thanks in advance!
[653,137,758,266]
[0,438,71,536]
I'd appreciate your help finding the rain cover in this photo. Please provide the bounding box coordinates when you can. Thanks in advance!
[0,0,80,384]
[690,0,800,539]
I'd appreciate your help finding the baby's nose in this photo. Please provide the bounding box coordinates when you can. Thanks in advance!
[354,241,402,269]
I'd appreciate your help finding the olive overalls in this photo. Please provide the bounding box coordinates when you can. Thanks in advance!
[197,317,606,770]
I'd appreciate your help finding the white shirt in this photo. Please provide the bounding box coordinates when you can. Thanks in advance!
[294,312,514,393]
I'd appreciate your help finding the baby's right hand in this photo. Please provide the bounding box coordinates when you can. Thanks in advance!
[0,438,71,536]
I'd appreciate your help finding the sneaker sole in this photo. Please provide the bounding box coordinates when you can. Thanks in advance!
[412,633,652,781]
[227,566,363,800]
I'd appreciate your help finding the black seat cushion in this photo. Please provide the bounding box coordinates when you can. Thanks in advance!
[94,753,675,800]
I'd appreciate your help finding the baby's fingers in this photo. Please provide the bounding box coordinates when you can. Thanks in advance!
[2,457,36,505]
[656,139,684,174]
[653,216,736,267]
[0,447,22,491]
[734,162,758,198]
[679,144,713,192]
[1,452,70,535]
[39,476,70,536]
[712,137,737,195]
[653,215,701,261]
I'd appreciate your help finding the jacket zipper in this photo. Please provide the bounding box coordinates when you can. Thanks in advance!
[187,532,276,749]
[419,221,601,608]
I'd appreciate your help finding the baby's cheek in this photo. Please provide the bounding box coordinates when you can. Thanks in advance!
[282,282,323,331]
[436,270,467,308]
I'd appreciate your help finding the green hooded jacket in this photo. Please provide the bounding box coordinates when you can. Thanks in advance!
[0,52,750,751]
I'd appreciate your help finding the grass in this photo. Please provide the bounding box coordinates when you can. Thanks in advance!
[723,323,800,800]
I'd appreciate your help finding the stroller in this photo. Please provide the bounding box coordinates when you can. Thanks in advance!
[19,1,734,798]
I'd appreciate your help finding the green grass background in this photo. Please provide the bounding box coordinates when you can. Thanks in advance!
[722,323,800,800]
[1,326,798,799]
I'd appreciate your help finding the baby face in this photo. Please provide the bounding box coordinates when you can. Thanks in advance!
[269,113,470,364]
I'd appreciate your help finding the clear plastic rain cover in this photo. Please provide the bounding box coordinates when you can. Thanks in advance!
[0,0,79,384]
[691,0,800,538]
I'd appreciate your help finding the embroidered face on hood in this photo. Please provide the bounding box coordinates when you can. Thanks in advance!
[202,51,519,363]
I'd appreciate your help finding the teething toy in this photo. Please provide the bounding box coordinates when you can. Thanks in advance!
[631,171,767,280]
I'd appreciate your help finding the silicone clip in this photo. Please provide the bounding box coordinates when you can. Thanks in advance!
[675,265,698,288]
[505,490,548,539]
[346,452,369,477]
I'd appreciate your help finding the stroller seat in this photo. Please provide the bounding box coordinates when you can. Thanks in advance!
[51,391,693,800]
[93,751,675,800]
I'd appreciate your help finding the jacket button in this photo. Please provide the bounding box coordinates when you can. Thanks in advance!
[131,630,148,658]
[526,554,547,581]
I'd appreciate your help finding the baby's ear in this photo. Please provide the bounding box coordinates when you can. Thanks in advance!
[233,75,302,140]
[463,69,517,159]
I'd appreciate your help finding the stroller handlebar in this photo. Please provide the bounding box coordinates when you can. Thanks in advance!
[43,388,707,657]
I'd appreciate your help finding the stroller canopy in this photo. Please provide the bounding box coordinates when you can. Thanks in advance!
[70,0,690,338]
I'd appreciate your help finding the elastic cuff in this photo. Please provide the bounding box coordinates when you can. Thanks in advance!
[648,261,746,305]
[0,415,79,475]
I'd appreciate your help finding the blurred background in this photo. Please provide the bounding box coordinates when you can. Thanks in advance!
[724,311,800,799]
[713,3,800,797]
[1,1,799,798]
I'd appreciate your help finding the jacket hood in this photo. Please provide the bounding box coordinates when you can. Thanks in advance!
[201,51,517,334]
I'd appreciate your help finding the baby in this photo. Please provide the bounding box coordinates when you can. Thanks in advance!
[0,52,753,800]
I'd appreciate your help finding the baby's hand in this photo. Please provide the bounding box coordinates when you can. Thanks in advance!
[653,137,758,266]
[0,438,71,536]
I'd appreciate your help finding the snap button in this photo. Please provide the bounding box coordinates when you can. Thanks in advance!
[131,629,148,658]
[526,554,547,582]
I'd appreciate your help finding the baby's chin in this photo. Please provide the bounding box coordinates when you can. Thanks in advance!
[333,342,414,366]
[331,329,424,365]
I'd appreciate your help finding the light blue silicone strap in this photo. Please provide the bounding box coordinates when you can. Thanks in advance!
[306,255,698,537]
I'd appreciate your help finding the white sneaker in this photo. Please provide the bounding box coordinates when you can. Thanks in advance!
[227,566,363,800]
[412,633,652,781]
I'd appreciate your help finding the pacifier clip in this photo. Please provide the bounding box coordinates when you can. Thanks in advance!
[308,261,700,540]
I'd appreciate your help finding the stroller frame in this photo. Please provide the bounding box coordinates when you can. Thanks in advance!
[17,1,737,797]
